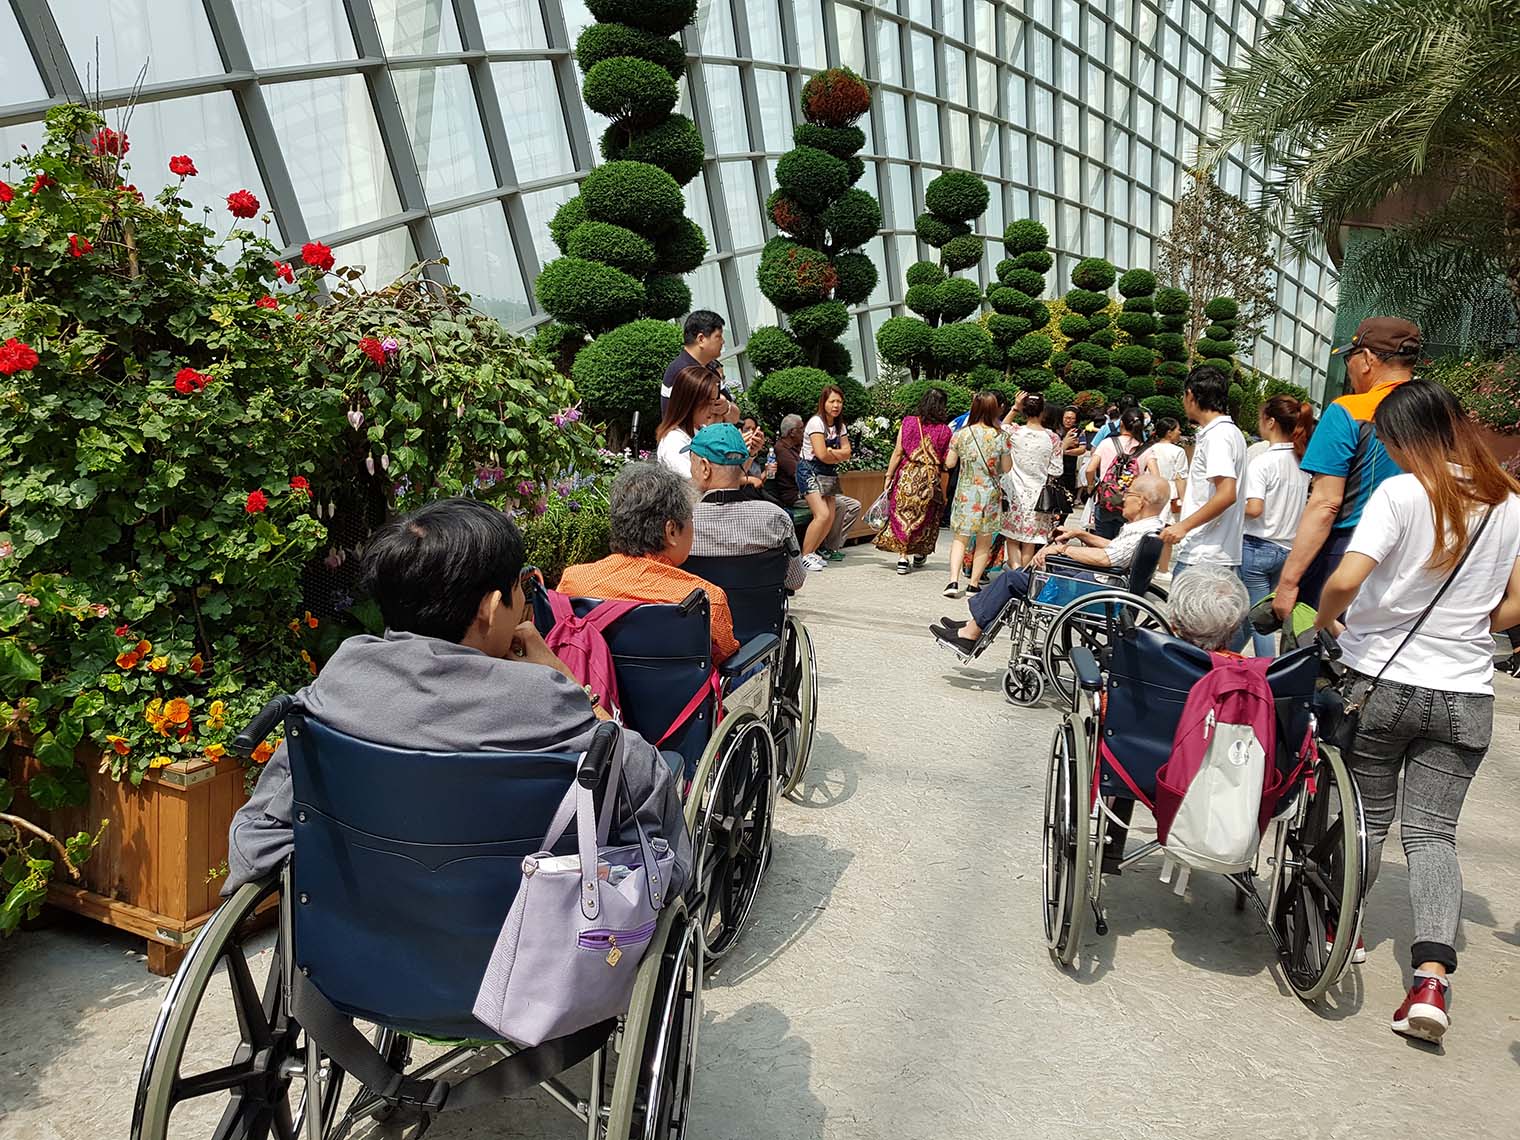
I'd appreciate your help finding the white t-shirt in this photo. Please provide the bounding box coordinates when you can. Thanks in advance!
[1340,476,1520,695]
[1143,440,1188,524]
[1176,415,1247,566]
[801,415,844,468]
[1242,443,1310,548]
[656,428,693,478]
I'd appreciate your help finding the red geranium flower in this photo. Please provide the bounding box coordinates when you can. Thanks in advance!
[301,241,334,272]
[256,295,279,310]
[68,234,92,258]
[30,174,54,194]
[0,338,39,375]
[226,189,260,218]
[91,128,128,157]
[289,476,311,496]
[245,490,269,514]
[173,367,209,395]
[357,337,386,369]
[116,184,143,202]
[0,181,12,205]
[273,260,294,284]
[115,624,131,637]
[168,154,197,177]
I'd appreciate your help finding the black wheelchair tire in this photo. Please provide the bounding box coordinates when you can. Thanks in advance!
[774,615,818,800]
[630,908,702,1140]
[1041,589,1172,711]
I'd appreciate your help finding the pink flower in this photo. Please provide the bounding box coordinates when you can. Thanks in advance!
[0,541,12,559]
[380,337,400,356]
[346,409,365,430]
[16,593,40,608]
[91,603,109,617]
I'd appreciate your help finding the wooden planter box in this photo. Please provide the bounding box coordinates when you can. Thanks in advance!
[9,750,250,974]
[837,469,887,543]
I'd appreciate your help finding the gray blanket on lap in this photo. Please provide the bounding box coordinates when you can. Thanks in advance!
[224,629,692,896]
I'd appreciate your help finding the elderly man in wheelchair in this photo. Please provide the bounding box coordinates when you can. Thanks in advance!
[134,498,702,1140]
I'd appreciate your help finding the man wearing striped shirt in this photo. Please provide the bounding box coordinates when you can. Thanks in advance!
[687,424,808,591]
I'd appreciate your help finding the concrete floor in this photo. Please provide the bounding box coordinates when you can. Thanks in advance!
[3,536,1520,1140]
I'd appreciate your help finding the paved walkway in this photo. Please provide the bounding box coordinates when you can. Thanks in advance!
[3,537,1520,1139]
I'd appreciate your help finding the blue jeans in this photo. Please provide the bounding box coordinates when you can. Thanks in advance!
[1236,535,1288,655]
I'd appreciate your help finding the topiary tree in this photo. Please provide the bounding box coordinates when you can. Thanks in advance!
[891,378,974,418]
[570,317,682,435]
[1141,394,1187,424]
[877,170,992,380]
[982,218,1055,391]
[752,67,879,389]
[1152,284,1192,396]
[748,365,870,426]
[1196,295,1241,365]
[1054,257,1117,400]
[1111,267,1159,401]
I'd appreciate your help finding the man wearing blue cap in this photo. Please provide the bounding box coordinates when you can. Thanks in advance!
[685,424,808,591]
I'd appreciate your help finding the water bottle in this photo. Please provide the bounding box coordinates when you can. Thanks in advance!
[766,447,776,466]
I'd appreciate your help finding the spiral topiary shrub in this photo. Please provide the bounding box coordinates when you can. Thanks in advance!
[535,256,646,332]
[1197,337,1237,359]
[906,260,945,288]
[582,56,680,125]
[642,273,690,320]
[581,161,683,232]
[876,315,935,367]
[572,317,682,429]
[654,217,707,273]
[822,188,883,249]
[1141,395,1185,423]
[938,278,983,322]
[565,221,657,276]
[1003,218,1049,254]
[933,322,993,371]
[794,123,866,157]
[550,196,589,253]
[914,213,970,249]
[894,378,973,417]
[924,170,991,223]
[1117,268,1157,297]
[1008,332,1055,368]
[602,115,704,185]
[1046,380,1077,408]
[587,0,698,36]
[746,325,807,373]
[800,67,871,126]
[1195,295,1241,367]
[758,244,837,309]
[1071,258,1117,291]
[750,366,845,425]
[789,300,851,342]
[776,146,850,212]
[1002,267,1046,297]
[1204,296,1240,322]
[905,283,941,319]
[576,22,686,76]
[1154,286,1190,318]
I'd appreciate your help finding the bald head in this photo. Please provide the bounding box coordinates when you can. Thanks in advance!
[1126,473,1170,521]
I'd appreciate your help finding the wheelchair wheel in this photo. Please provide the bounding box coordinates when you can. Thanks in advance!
[1002,661,1044,706]
[772,615,818,800]
[1042,721,1090,966]
[1041,589,1172,710]
[688,712,776,961]
[630,906,702,1140]
[1269,744,1368,1002]
[132,875,348,1140]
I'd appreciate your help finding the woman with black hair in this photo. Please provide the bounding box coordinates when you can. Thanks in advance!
[1084,406,1147,540]
[876,388,954,573]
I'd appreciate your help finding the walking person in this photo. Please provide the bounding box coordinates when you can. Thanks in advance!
[944,391,1012,598]
[1313,379,1520,1044]
[1084,407,1147,540]
[796,386,851,572]
[1000,392,1063,568]
[1159,366,1247,578]
[1140,416,1187,525]
[1059,406,1086,502]
[661,310,726,416]
[1237,396,1315,654]
[875,388,954,572]
[656,365,726,477]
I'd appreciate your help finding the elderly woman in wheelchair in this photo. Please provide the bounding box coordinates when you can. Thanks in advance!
[1043,565,1368,1004]
[135,498,701,1140]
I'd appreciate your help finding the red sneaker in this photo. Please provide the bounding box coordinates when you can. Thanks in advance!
[1392,976,1450,1043]
[1325,923,1367,964]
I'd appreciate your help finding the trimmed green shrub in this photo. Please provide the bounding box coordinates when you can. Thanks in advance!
[549,195,588,253]
[766,190,816,237]
[1016,368,1055,393]
[1265,377,1312,404]
[846,156,866,185]
[532,321,586,372]
[788,300,850,342]
[746,326,805,373]
[821,188,883,248]
[1117,268,1157,297]
[938,277,983,322]
[940,234,984,272]
[924,170,990,223]
[535,256,646,331]
[1153,286,1190,315]
[1008,332,1055,367]
[988,286,1034,316]
[1227,382,1246,417]
[1029,302,1051,328]
[876,315,935,366]
[800,67,872,127]
[1059,313,1091,339]
[1125,375,1156,400]
[1070,257,1117,291]
[1049,350,1071,373]
[986,313,1031,347]
[1151,332,1186,358]
[905,283,941,318]
[565,220,657,275]
[915,212,970,248]
[1204,297,1240,321]
[816,339,853,377]
[586,0,698,36]
[1121,296,1156,313]
[932,322,992,371]
[775,146,850,212]
[602,115,704,185]
[1066,359,1097,385]
[1068,341,1112,367]
[582,57,679,125]
[576,23,686,76]
[895,378,973,417]
[1110,344,1154,374]
[832,251,878,305]
[758,243,837,309]
[1115,311,1158,338]
[654,217,707,273]
[1205,323,1234,341]
[750,366,867,423]
[906,260,945,288]
[793,122,867,157]
[1003,218,1049,254]
[1156,359,1189,379]
[1196,337,1237,359]
[643,274,690,319]
[572,317,681,425]
[581,160,684,233]
[1086,311,1113,330]
[1065,288,1110,316]
[1045,380,1077,407]
[1142,395,1185,423]
[1101,365,1128,389]
[1003,268,1046,297]
[1013,249,1054,273]
[1073,390,1107,418]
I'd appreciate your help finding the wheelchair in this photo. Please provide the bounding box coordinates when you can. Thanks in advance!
[1044,619,1370,1004]
[533,580,781,963]
[943,534,1170,708]
[133,704,699,1140]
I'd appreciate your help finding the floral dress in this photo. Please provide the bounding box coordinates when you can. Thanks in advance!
[1001,425,1063,543]
[948,424,1007,537]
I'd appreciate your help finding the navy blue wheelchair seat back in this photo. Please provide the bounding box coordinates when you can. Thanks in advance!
[1098,625,1318,803]
[682,550,788,644]
[286,714,583,1039]
[534,591,716,774]
[1125,534,1164,596]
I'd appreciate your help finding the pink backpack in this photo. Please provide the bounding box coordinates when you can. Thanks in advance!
[542,590,642,720]
[1152,655,1281,874]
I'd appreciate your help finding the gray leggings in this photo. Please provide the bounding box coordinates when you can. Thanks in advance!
[1345,671,1493,972]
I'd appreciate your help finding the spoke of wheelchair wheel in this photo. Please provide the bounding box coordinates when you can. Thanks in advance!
[225,941,276,1051]
[212,1094,274,1140]
[175,1059,262,1102]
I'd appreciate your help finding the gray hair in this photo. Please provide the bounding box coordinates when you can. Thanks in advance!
[1168,565,1249,651]
[609,462,695,557]
[780,413,804,437]
[1131,472,1170,510]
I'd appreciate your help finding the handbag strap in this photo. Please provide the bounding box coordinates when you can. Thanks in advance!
[1357,505,1495,702]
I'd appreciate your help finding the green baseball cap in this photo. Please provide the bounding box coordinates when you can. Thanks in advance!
[683,423,749,465]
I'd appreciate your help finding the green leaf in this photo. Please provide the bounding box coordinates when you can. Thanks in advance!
[33,731,75,769]
[0,641,42,683]
[27,767,87,810]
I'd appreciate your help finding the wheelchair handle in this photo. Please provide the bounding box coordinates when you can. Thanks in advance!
[1316,628,1342,661]
[231,694,297,759]
[678,588,707,615]
[577,720,622,789]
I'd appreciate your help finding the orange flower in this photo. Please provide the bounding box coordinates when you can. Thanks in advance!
[106,735,130,755]
[251,741,274,764]
[204,742,226,761]
[144,698,164,727]
[164,698,191,725]
[148,655,169,673]
[304,611,319,629]
[150,754,173,769]
[288,619,301,635]
[116,650,141,669]
[300,648,317,677]
[135,639,152,655]
[207,699,226,730]
[189,654,204,676]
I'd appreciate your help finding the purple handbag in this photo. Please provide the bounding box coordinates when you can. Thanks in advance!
[473,732,675,1046]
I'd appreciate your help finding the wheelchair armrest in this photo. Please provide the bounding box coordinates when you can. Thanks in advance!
[720,633,782,678]
[1042,554,1122,584]
[1069,646,1104,693]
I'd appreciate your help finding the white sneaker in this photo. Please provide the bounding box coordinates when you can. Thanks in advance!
[803,553,826,572]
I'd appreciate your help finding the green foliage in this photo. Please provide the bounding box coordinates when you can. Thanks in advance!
[1101,365,1127,388]
[905,283,941,319]
[1117,268,1158,297]
[586,0,698,36]
[535,256,646,332]
[1003,268,1046,297]
[1125,375,1157,399]
[986,313,1032,348]
[1203,296,1240,322]
[938,278,983,323]
[654,218,708,274]
[1204,323,1234,341]
[940,234,985,272]
[788,300,850,342]
[1115,311,1158,338]
[876,316,935,367]
[832,251,878,305]
[915,213,970,249]
[1070,258,1117,291]
[576,23,686,77]
[775,146,850,212]
[642,274,691,319]
[565,221,658,276]
[580,160,685,234]
[1264,377,1312,405]
[932,322,993,371]
[1121,296,1156,313]
[572,318,682,429]
[1227,382,1247,420]
[582,56,680,125]
[745,326,805,373]
[532,321,587,373]
[521,486,613,589]
[748,366,835,424]
[766,190,816,239]
[549,195,589,254]
[988,286,1034,316]
[894,378,973,417]
[1420,354,1520,433]
[1064,288,1110,316]
[1003,218,1050,255]
[1068,341,1112,367]
[1029,302,1051,328]
[601,115,704,185]
[758,243,837,310]
[1059,314,1090,339]
[1196,337,1238,359]
[821,189,883,250]
[1110,344,1155,375]
[1153,286,1190,316]
[1014,367,1053,392]
[1045,381,1077,408]
[816,339,854,378]
[1142,395,1186,423]
[924,170,990,223]
[1152,332,1187,359]
[1013,249,1054,274]
[1008,332,1055,368]
[906,261,946,288]
[793,123,866,158]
